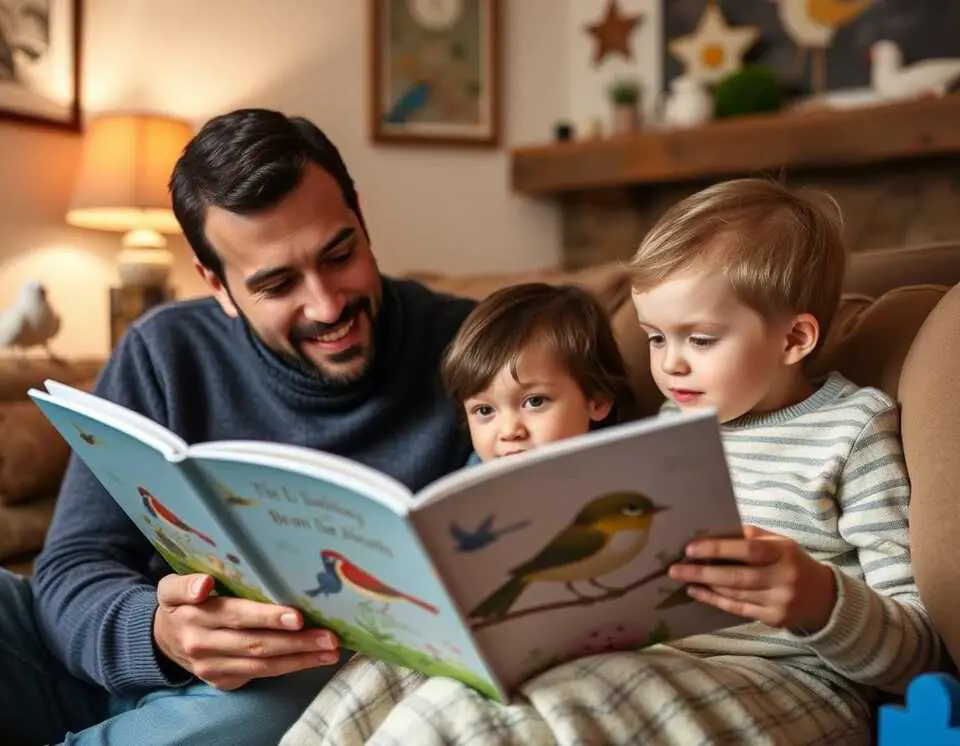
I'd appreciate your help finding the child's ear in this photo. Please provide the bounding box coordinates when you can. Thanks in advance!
[589,397,614,423]
[782,313,820,365]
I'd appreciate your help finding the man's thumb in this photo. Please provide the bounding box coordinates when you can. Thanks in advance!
[157,573,213,606]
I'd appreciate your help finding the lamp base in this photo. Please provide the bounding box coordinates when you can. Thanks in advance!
[117,247,173,287]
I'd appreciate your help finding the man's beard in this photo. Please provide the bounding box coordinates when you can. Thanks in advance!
[240,297,377,386]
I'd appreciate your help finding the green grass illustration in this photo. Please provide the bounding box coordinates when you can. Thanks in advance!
[296,598,502,701]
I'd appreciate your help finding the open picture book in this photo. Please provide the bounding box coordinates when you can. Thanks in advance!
[30,379,745,703]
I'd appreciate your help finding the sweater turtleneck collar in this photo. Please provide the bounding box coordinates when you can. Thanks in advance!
[233,275,404,405]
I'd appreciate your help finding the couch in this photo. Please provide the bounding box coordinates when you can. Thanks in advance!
[2,241,960,678]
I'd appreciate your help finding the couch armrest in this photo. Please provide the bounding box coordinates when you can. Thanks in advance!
[900,283,960,666]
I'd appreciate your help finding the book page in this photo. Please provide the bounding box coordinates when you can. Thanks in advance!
[410,411,744,694]
[29,391,279,604]
[189,453,504,701]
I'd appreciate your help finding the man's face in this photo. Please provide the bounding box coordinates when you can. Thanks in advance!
[197,164,382,385]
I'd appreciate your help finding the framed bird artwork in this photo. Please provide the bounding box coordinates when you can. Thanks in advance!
[369,0,501,147]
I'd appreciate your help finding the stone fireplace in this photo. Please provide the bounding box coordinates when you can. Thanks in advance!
[511,96,960,269]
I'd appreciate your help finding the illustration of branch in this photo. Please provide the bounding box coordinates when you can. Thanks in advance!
[470,558,680,632]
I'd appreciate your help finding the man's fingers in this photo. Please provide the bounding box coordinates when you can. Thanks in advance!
[196,649,342,689]
[185,628,339,660]
[194,596,318,632]
[157,573,214,606]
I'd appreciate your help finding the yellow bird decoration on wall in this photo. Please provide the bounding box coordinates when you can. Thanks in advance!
[771,0,874,93]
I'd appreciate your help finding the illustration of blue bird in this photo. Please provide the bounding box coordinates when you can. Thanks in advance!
[450,514,532,552]
[383,81,431,123]
[304,552,343,597]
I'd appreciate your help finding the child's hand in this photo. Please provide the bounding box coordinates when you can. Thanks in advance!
[668,525,837,632]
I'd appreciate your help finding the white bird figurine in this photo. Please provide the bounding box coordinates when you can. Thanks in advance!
[870,40,960,102]
[0,280,62,361]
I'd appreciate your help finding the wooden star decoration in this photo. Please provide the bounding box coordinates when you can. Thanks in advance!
[585,0,644,67]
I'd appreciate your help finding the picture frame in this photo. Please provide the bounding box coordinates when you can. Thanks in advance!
[0,0,82,132]
[369,0,500,148]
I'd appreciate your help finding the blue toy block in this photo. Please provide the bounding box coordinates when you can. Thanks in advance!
[879,673,960,746]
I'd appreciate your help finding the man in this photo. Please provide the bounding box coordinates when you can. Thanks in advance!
[0,108,476,745]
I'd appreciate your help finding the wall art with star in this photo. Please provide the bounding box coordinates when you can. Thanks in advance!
[663,0,960,98]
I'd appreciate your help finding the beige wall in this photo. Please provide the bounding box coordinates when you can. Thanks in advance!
[0,0,569,359]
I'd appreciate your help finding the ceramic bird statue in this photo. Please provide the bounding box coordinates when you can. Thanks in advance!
[321,549,439,614]
[0,280,61,360]
[770,0,873,93]
[138,486,217,547]
[870,40,960,101]
[469,492,668,622]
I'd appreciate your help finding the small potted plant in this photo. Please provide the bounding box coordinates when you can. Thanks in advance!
[608,79,642,136]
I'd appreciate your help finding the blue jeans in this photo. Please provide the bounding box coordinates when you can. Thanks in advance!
[0,569,344,745]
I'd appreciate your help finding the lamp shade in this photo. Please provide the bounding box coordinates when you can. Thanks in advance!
[66,114,193,235]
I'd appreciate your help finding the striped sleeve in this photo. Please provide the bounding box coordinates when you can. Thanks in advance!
[797,405,940,693]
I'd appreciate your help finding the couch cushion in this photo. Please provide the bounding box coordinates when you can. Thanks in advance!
[406,263,632,317]
[0,494,56,560]
[898,282,960,668]
[0,357,103,402]
[0,376,98,505]
[810,285,950,399]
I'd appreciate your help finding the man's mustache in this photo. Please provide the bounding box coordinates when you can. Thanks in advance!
[291,298,371,343]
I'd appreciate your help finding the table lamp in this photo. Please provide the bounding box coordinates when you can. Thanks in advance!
[66,113,194,287]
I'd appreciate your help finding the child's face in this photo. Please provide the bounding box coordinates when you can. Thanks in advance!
[632,267,808,423]
[464,341,612,462]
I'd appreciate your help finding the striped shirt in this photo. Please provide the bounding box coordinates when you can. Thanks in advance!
[670,372,940,697]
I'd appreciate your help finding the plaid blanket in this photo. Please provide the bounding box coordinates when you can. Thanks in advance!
[280,648,870,746]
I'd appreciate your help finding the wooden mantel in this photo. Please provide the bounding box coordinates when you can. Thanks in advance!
[511,95,960,196]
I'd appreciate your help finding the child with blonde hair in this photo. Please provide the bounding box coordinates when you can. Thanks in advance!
[627,178,939,742]
[441,282,636,463]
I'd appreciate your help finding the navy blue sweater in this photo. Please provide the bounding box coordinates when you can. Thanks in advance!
[30,277,475,695]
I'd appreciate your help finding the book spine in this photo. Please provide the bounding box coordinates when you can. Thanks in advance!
[178,459,300,607]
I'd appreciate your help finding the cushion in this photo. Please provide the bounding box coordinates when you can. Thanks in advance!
[0,357,103,403]
[0,494,56,560]
[0,376,98,505]
[898,283,960,667]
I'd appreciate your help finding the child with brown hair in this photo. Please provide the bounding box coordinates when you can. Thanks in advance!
[441,282,636,463]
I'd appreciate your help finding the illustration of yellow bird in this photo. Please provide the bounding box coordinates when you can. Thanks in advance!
[468,492,668,622]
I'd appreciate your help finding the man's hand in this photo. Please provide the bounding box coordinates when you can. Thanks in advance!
[154,573,341,691]
[668,525,837,632]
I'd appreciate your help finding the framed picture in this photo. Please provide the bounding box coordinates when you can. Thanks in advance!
[369,0,500,148]
[0,0,82,131]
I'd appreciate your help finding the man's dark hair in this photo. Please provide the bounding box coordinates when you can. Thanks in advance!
[169,108,366,282]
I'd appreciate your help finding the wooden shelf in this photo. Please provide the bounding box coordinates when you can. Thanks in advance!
[511,95,960,196]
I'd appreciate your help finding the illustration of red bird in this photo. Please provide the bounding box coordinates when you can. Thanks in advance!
[320,549,438,614]
[138,485,216,547]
